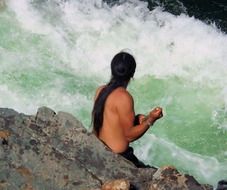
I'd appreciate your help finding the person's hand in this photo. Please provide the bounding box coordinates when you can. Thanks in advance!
[141,107,163,127]
[138,114,146,124]
[149,107,163,121]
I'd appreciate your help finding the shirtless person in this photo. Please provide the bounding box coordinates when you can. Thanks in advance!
[92,51,163,167]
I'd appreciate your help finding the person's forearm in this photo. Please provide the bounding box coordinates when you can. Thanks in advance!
[126,116,156,142]
[142,114,155,125]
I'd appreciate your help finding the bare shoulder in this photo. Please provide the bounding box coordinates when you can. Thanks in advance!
[111,87,134,113]
[94,85,105,100]
[112,87,133,102]
[96,85,105,94]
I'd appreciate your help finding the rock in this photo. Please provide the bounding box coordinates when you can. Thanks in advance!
[0,107,213,190]
[148,166,212,190]
[102,179,130,190]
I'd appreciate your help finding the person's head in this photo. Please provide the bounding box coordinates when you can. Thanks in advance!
[110,51,136,83]
[92,51,136,135]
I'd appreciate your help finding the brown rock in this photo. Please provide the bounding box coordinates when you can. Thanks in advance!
[0,130,10,139]
[0,130,10,145]
[102,179,130,190]
[16,166,33,181]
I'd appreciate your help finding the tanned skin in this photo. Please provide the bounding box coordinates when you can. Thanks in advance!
[94,85,163,153]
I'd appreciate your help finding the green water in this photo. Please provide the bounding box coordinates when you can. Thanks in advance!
[131,76,226,156]
[0,0,227,186]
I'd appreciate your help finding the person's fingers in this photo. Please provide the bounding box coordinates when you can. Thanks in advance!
[155,107,162,112]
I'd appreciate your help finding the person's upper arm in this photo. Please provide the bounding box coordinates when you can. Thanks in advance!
[116,90,152,142]
[116,91,135,140]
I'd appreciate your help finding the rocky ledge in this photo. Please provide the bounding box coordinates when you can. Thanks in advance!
[0,107,214,190]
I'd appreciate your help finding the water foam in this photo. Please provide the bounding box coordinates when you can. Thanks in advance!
[6,0,227,84]
[6,0,52,34]
[134,133,227,186]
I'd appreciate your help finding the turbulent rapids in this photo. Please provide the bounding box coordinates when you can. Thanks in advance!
[0,0,227,186]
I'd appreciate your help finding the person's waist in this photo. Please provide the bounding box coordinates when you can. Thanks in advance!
[99,138,129,153]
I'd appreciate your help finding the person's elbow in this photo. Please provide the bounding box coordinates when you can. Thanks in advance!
[125,130,142,142]
[125,133,136,142]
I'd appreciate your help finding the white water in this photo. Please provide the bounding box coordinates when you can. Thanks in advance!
[1,0,227,186]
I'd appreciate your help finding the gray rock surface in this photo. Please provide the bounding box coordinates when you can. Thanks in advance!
[0,107,213,190]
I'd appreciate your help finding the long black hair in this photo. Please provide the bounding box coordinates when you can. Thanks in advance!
[92,51,136,135]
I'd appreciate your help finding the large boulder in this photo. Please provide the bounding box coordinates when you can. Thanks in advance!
[0,107,213,190]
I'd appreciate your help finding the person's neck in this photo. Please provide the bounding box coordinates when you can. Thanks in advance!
[108,78,130,88]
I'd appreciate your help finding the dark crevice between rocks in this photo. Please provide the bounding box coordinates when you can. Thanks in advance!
[2,138,8,145]
[71,153,104,186]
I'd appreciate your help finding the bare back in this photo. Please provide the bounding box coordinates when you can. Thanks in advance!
[95,86,135,153]
[94,85,163,153]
